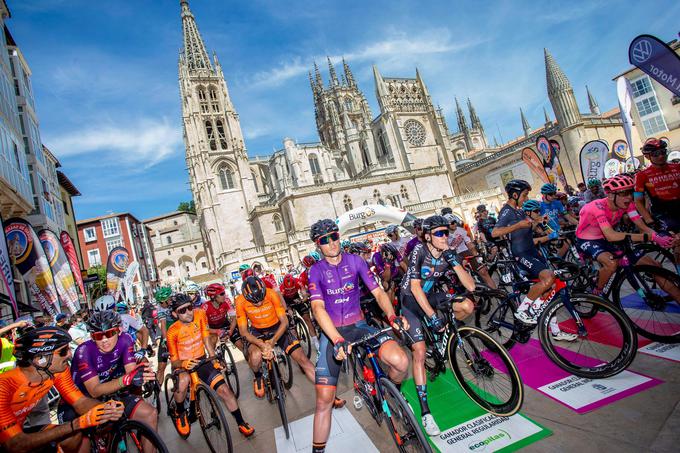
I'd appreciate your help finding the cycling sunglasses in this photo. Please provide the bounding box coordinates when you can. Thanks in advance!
[54,345,70,357]
[643,149,666,157]
[616,189,634,197]
[545,192,556,197]
[91,328,119,341]
[316,232,340,245]
[530,209,541,214]
[176,305,194,315]
[431,229,450,237]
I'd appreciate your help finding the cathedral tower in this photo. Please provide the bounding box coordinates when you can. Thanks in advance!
[178,0,258,272]
[545,48,581,129]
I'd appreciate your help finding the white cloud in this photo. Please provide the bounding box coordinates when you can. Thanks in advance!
[46,117,182,168]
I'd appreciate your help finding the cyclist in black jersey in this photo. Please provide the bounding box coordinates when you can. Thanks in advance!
[399,215,476,436]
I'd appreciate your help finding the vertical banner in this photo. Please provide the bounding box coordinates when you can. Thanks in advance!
[629,34,680,97]
[0,213,18,316]
[535,136,560,187]
[59,231,86,301]
[521,147,550,184]
[579,140,609,182]
[106,246,129,302]
[122,261,139,305]
[3,218,60,315]
[549,140,569,190]
[616,76,636,161]
[38,229,80,314]
[604,159,621,178]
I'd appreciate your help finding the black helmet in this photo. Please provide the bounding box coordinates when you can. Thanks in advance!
[13,326,72,361]
[242,276,267,303]
[441,207,453,216]
[309,218,339,242]
[349,241,371,255]
[505,179,531,197]
[86,310,121,333]
[413,218,423,230]
[171,293,193,311]
[422,215,449,233]
[380,243,399,258]
[476,204,487,213]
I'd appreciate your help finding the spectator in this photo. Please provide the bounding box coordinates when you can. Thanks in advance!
[0,319,29,372]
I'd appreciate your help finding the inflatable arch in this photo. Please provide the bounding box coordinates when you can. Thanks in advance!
[336,204,418,234]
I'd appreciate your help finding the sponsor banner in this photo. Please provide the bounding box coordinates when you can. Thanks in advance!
[604,159,622,178]
[629,34,680,97]
[485,338,661,414]
[0,213,18,315]
[38,229,80,314]
[336,204,408,234]
[638,341,680,363]
[521,147,549,184]
[625,157,641,172]
[579,140,608,182]
[402,372,551,452]
[611,139,628,161]
[106,247,129,301]
[549,140,568,190]
[122,261,139,304]
[535,136,560,185]
[59,231,86,301]
[668,150,680,161]
[616,77,636,161]
[4,218,60,315]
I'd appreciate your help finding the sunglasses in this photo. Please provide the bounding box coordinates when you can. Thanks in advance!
[91,328,119,341]
[432,229,450,237]
[317,232,340,245]
[53,345,70,357]
[643,149,666,157]
[616,190,634,197]
[530,209,541,214]
[176,305,194,315]
[545,193,556,197]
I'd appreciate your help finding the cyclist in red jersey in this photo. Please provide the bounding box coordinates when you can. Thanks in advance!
[0,327,124,453]
[202,283,244,353]
[280,273,319,352]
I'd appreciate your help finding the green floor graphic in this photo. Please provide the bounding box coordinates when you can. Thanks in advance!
[402,371,551,452]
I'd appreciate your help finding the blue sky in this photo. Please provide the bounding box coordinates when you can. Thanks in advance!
[8,0,679,221]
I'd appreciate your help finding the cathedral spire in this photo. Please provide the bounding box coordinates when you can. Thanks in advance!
[313,61,323,88]
[520,108,531,138]
[327,57,339,86]
[180,0,213,72]
[543,106,551,124]
[309,71,317,98]
[467,97,483,132]
[455,97,469,134]
[342,58,356,87]
[586,85,600,115]
[544,48,581,128]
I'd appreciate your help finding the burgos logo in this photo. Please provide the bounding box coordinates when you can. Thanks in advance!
[343,282,355,292]
[468,430,509,451]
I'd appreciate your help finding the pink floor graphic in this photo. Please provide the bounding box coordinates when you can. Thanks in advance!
[488,339,663,414]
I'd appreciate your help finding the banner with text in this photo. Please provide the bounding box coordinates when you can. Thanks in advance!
[39,229,80,314]
[616,77,636,160]
[106,246,129,302]
[122,261,139,304]
[59,231,85,301]
[0,213,18,316]
[521,147,550,184]
[579,140,608,182]
[549,139,569,189]
[629,34,680,97]
[336,204,415,234]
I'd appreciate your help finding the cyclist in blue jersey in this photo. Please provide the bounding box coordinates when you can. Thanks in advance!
[308,219,409,453]
[539,183,577,257]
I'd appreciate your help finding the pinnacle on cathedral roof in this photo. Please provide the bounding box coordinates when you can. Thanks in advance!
[520,107,531,137]
[586,85,600,114]
[327,56,339,86]
[467,97,483,131]
[543,106,551,124]
[313,61,323,87]
[544,48,572,94]
[179,0,213,72]
[342,58,356,87]
[455,97,468,133]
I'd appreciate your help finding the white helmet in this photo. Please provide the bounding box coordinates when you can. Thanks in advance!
[185,281,200,293]
[95,295,116,312]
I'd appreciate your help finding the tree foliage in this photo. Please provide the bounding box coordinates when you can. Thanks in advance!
[177,200,196,214]
[87,265,107,301]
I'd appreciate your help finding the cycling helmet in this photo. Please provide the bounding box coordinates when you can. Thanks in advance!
[641,138,667,153]
[171,293,193,311]
[241,268,254,280]
[445,213,463,226]
[567,196,580,206]
[341,239,352,249]
[380,243,399,259]
[602,174,634,194]
[238,263,250,272]
[555,192,567,200]
[587,178,601,188]
[422,215,449,233]
[476,204,487,213]
[95,294,116,312]
[206,283,226,298]
[13,326,71,361]
[115,302,128,314]
[154,286,172,303]
[282,274,297,289]
[505,179,531,197]
[349,241,371,255]
[242,276,266,304]
[185,282,200,294]
[309,250,321,261]
[385,225,398,235]
[441,207,453,216]
[540,183,558,195]
[86,310,121,333]
[301,255,317,268]
[309,218,339,242]
[522,199,541,212]
[413,218,423,230]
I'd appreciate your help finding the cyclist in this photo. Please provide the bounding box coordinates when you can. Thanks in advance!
[308,219,409,453]
[539,183,578,257]
[202,283,244,353]
[185,282,204,307]
[634,138,680,272]
[584,178,606,202]
[154,286,173,385]
[96,296,150,360]
[167,293,254,438]
[0,326,125,453]
[297,254,317,300]
[385,224,410,258]
[252,261,278,290]
[576,174,678,299]
[238,263,252,280]
[372,242,405,302]
[399,215,476,436]
[280,273,319,352]
[140,296,159,343]
[61,311,158,450]
[476,204,500,262]
[403,218,424,260]
[447,214,497,290]
[567,196,583,218]
[340,239,352,253]
[492,180,579,340]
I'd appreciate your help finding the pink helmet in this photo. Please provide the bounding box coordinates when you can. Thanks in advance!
[602,175,634,194]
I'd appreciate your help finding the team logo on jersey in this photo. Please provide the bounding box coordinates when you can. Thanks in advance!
[342,282,355,292]
[421,266,432,278]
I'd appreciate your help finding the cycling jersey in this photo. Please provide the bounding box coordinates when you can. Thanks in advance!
[635,163,680,222]
[584,188,606,202]
[166,308,209,362]
[540,199,566,232]
[576,199,641,241]
[298,270,309,288]
[0,368,83,444]
[308,253,379,327]
[71,334,136,393]
[120,313,143,341]
[403,236,421,259]
[495,204,535,256]
[201,300,232,329]
[448,226,471,253]
[477,217,498,243]
[279,278,301,299]
[390,237,411,258]
[157,306,175,330]
[235,288,285,330]
[259,273,278,289]
[400,242,457,296]
[372,251,403,275]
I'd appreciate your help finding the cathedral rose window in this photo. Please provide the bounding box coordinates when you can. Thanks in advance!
[403,119,426,146]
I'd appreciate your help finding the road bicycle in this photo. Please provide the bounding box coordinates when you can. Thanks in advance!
[286,304,313,358]
[215,334,240,398]
[164,357,233,453]
[258,345,290,439]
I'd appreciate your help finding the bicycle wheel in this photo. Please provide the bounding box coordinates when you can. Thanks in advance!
[294,314,312,358]
[195,382,233,453]
[349,352,380,421]
[474,289,518,349]
[613,265,680,343]
[163,374,175,418]
[219,344,240,399]
[539,294,637,378]
[447,326,523,416]
[109,419,169,453]
[634,243,677,274]
[142,381,161,420]
[379,377,432,453]
[270,358,290,439]
[276,348,294,390]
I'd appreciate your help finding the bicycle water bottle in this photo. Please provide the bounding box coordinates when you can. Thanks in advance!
[353,395,363,410]
[363,365,377,396]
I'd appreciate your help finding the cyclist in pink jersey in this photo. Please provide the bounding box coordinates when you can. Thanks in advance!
[575,174,674,295]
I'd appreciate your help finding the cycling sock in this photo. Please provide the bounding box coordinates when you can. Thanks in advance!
[518,296,533,312]
[175,400,185,414]
[312,441,326,453]
[231,408,245,425]
[253,370,262,379]
[549,316,560,335]
[416,385,430,415]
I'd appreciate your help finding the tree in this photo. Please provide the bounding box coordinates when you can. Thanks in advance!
[86,265,107,301]
[177,200,196,214]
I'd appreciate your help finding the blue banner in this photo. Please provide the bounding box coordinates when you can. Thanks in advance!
[629,34,680,97]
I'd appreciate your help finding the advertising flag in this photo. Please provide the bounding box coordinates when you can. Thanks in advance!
[604,159,622,178]
[629,34,680,97]
[106,247,129,301]
[122,261,139,305]
[3,218,60,315]
[616,76,636,161]
[0,213,18,316]
[39,229,80,314]
[579,140,609,182]
[59,231,85,300]
[521,147,549,184]
[611,140,629,161]
[535,136,561,186]
[549,140,569,190]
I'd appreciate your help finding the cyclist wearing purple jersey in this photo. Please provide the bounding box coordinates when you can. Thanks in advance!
[308,219,409,453]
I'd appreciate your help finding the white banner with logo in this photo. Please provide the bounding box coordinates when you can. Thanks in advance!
[433,413,542,452]
[336,204,409,234]
[639,341,680,362]
[604,159,622,178]
[579,140,609,182]
[617,77,636,161]
[122,261,139,304]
